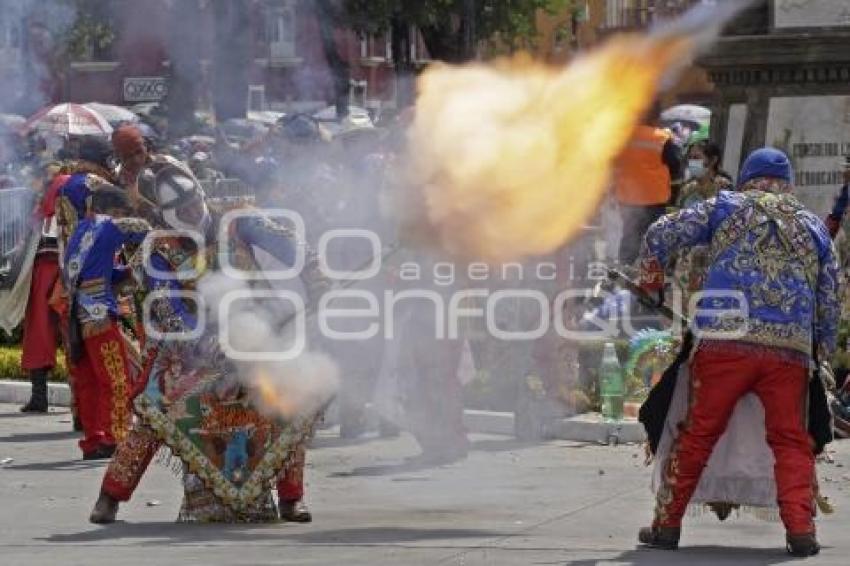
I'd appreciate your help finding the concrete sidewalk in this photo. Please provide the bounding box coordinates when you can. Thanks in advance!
[1,402,848,565]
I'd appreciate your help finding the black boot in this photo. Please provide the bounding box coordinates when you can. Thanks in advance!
[20,369,49,413]
[89,491,120,524]
[638,526,680,550]
[279,500,312,523]
[786,533,820,557]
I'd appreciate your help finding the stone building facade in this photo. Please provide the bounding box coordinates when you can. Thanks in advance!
[700,0,850,214]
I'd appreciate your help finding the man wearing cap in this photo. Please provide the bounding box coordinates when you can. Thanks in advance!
[111,125,149,188]
[112,124,190,197]
[635,148,838,557]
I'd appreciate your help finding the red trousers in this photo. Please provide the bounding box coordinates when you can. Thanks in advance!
[654,345,815,535]
[102,424,306,503]
[21,255,60,371]
[73,323,132,453]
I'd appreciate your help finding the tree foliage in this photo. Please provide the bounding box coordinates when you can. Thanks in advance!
[334,0,575,62]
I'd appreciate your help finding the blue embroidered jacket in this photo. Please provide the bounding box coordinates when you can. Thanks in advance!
[64,215,150,335]
[639,190,839,358]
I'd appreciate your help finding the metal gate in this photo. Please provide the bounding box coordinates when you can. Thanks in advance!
[0,187,36,290]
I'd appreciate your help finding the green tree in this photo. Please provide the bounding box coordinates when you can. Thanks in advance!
[318,0,573,114]
[341,0,574,62]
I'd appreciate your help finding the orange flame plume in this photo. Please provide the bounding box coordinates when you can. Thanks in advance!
[409,33,693,263]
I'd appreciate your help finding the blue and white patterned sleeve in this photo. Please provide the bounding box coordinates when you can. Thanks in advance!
[640,199,716,269]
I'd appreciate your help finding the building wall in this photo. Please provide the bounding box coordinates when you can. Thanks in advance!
[14,1,723,114]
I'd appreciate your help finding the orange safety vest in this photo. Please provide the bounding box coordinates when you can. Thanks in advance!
[613,126,672,206]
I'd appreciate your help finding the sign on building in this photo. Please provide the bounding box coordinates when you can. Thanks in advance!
[765,95,850,216]
[123,77,168,102]
[774,0,850,29]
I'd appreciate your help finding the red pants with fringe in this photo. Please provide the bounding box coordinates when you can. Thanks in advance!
[653,344,815,535]
[73,323,131,454]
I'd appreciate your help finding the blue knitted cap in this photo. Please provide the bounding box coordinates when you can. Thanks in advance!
[738,147,793,187]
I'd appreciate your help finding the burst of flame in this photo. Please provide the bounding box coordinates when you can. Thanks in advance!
[409,33,693,263]
[247,356,339,421]
[252,369,299,419]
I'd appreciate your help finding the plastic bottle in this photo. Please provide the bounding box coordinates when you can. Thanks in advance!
[599,342,624,422]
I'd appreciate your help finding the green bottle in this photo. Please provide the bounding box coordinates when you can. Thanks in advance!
[599,342,624,422]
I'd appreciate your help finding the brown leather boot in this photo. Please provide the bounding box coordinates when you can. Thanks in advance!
[279,500,312,523]
[89,491,120,524]
[638,526,680,550]
[786,533,820,557]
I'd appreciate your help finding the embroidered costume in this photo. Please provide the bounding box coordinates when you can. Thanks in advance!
[62,195,150,457]
[671,173,734,310]
[637,148,837,556]
[93,155,328,524]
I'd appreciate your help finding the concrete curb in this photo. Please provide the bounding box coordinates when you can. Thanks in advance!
[463,409,516,436]
[0,381,646,444]
[0,380,71,407]
[463,409,646,444]
[544,413,645,444]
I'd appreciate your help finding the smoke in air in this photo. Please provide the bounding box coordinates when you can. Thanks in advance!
[408,1,751,263]
[196,271,340,421]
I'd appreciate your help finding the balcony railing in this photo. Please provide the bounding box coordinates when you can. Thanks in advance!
[600,0,706,32]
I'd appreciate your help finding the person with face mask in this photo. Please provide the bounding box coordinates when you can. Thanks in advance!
[677,142,733,209]
[667,142,735,308]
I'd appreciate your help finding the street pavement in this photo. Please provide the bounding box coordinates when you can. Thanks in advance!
[1,402,849,566]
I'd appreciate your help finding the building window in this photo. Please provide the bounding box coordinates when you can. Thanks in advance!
[603,0,704,29]
[360,29,392,62]
[268,0,297,60]
[410,26,430,63]
[67,5,117,63]
[247,85,266,112]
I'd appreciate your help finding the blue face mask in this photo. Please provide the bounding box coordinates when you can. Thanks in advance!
[688,159,706,180]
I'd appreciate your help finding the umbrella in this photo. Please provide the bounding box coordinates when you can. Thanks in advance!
[687,122,710,146]
[84,102,139,126]
[24,103,112,136]
[661,104,711,126]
